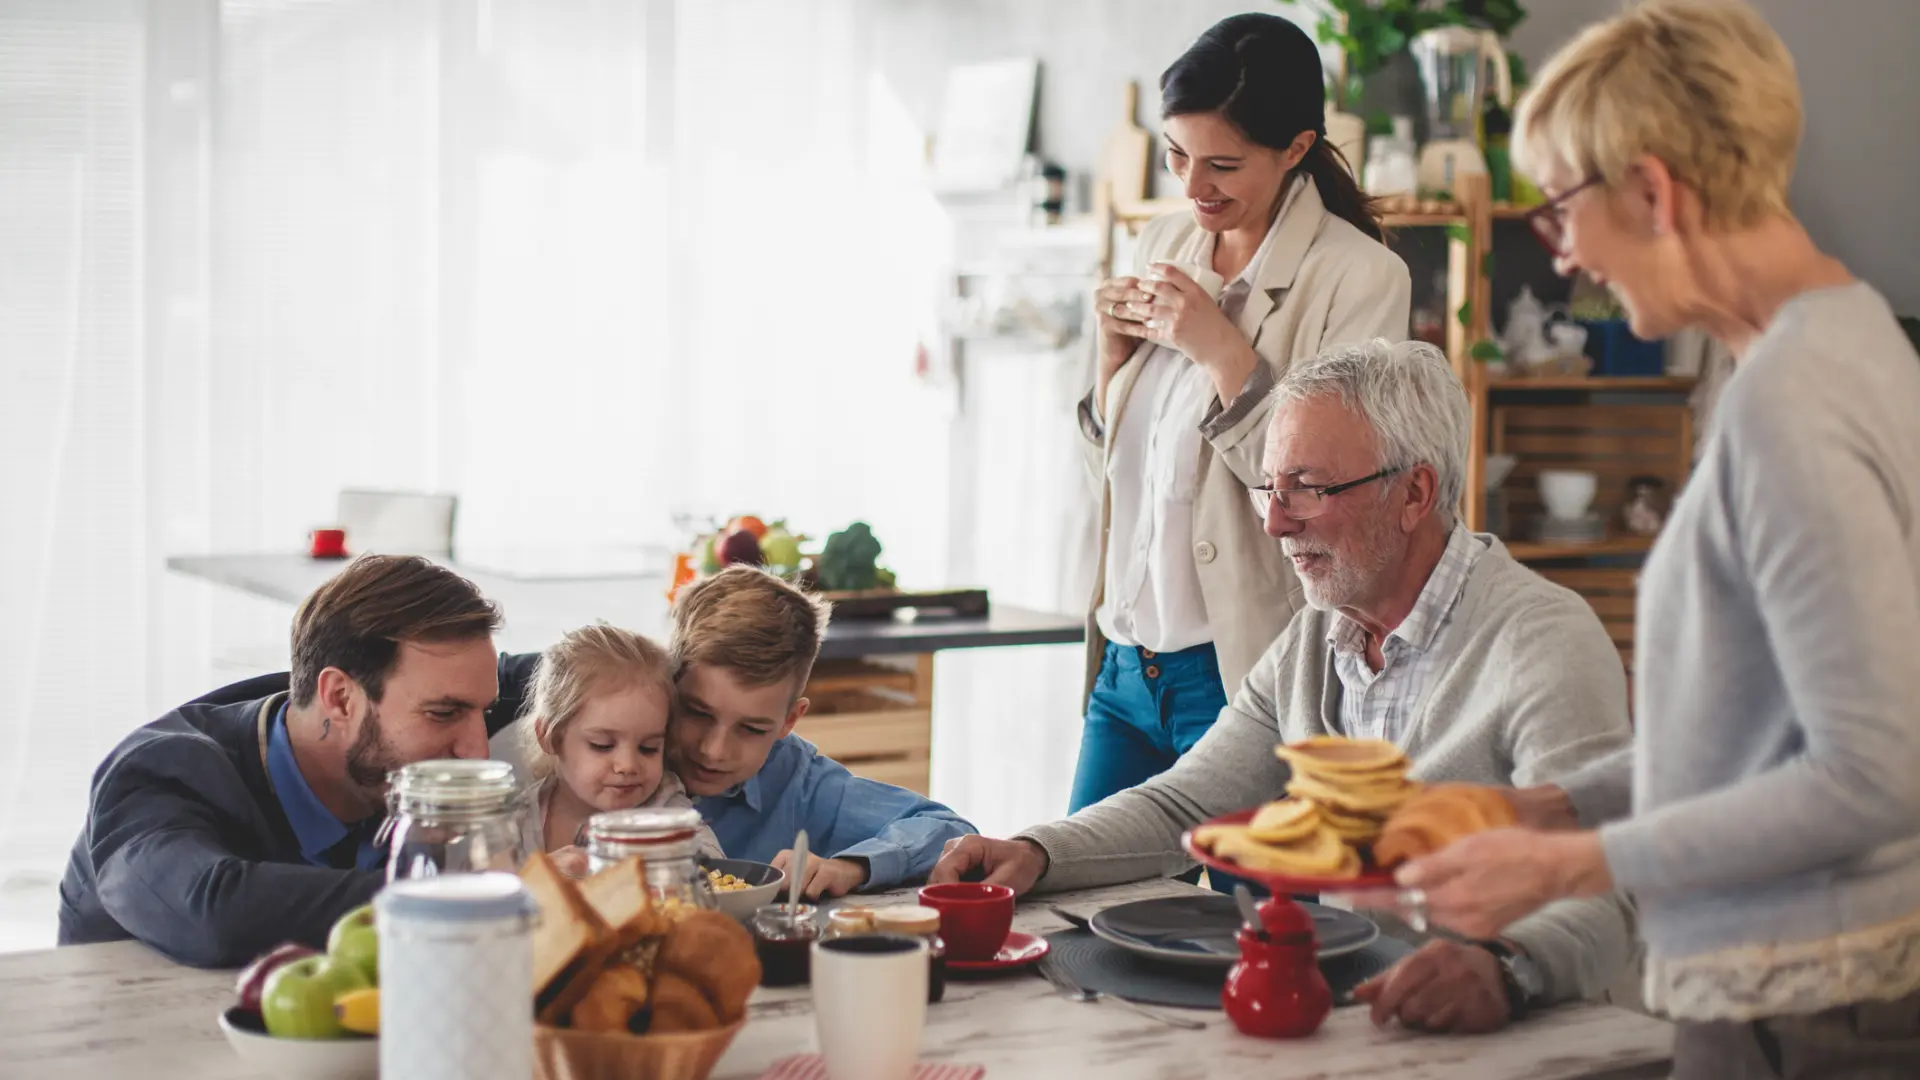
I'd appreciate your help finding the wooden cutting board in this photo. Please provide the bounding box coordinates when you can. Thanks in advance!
[1099,80,1151,207]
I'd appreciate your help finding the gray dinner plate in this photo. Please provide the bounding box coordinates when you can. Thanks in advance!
[1087,894,1378,968]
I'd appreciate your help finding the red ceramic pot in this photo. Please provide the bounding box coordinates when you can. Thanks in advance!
[1222,899,1332,1039]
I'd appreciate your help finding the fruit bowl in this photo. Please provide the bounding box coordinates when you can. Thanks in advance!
[218,1006,378,1080]
[701,858,784,922]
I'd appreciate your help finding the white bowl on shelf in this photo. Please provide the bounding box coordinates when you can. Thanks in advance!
[1538,469,1598,522]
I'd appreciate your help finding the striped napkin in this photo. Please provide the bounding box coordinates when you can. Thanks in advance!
[759,1054,985,1080]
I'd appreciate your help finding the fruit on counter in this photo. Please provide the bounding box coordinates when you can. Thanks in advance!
[725,515,768,540]
[261,954,372,1039]
[234,942,319,1015]
[327,903,379,986]
[717,528,765,567]
[698,533,722,575]
[333,987,381,1035]
[816,521,883,591]
[759,526,802,570]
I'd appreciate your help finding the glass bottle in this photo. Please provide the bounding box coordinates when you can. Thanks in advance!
[873,905,947,1004]
[750,903,819,988]
[382,760,531,882]
[1623,476,1668,537]
[582,807,717,913]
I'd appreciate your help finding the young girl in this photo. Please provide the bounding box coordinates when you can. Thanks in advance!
[519,623,722,870]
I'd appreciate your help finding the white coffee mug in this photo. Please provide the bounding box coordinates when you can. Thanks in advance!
[811,934,929,1080]
[1150,260,1226,301]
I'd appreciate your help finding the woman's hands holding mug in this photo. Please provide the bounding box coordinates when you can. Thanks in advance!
[1093,264,1261,410]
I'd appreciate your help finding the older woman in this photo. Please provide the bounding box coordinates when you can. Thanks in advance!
[1388,2,1920,1075]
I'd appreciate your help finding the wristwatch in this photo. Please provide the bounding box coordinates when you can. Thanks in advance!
[1475,940,1547,1020]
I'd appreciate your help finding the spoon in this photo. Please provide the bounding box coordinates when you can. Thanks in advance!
[1233,884,1264,937]
[788,829,809,911]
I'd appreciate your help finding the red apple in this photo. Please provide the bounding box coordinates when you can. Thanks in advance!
[717,529,764,567]
[234,943,319,1015]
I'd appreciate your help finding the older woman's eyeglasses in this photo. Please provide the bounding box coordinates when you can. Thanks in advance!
[1248,467,1403,521]
[1523,174,1603,256]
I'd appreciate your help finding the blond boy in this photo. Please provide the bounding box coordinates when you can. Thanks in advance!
[666,566,976,898]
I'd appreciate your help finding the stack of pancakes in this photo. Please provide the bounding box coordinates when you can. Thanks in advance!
[1190,736,1416,879]
[1275,736,1417,845]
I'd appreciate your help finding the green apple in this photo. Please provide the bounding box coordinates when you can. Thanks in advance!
[760,528,802,570]
[327,903,378,986]
[261,954,370,1039]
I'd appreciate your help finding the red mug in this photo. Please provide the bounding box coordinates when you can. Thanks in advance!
[309,528,348,559]
[917,882,1014,962]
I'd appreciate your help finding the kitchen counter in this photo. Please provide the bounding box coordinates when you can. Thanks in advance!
[166,553,1084,660]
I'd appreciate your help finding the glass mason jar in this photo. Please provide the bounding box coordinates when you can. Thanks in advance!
[750,902,820,988]
[582,807,718,914]
[820,905,878,943]
[382,760,532,883]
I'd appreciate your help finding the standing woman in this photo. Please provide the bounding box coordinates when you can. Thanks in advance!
[1070,12,1410,812]
[1383,2,1920,1075]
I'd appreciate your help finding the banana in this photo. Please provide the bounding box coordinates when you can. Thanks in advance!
[334,987,380,1035]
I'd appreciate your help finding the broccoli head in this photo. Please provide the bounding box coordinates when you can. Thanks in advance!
[817,521,884,591]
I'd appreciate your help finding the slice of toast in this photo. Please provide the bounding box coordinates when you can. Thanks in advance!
[520,851,612,1023]
[580,856,669,947]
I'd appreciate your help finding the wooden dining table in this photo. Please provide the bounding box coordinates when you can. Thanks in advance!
[0,877,1674,1080]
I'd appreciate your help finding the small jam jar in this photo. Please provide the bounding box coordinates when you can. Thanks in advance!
[750,903,819,988]
[1222,897,1332,1039]
[582,807,717,913]
[820,905,878,942]
[872,905,947,1004]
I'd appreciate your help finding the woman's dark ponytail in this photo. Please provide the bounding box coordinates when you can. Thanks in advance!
[1161,13,1385,244]
[1300,137,1385,242]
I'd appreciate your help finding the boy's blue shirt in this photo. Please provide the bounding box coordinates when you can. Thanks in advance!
[691,734,975,890]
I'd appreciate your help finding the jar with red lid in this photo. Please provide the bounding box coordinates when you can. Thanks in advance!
[581,807,717,912]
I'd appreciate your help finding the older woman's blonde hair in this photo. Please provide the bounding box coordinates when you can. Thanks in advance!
[1515,0,1802,230]
[518,623,674,782]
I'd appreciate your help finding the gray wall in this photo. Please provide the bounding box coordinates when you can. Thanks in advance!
[872,0,1920,314]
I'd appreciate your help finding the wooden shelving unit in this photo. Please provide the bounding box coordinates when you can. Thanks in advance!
[1487,375,1698,392]
[1504,535,1654,561]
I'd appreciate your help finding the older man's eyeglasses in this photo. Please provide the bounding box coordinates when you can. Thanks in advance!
[1523,174,1603,256]
[1248,467,1403,521]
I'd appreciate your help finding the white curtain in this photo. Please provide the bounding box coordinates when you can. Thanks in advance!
[0,0,1091,946]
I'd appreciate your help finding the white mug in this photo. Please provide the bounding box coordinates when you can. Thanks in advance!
[811,934,929,1080]
[1149,260,1226,301]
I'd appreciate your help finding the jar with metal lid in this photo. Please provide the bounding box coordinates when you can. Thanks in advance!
[382,759,533,882]
[583,807,717,913]
[873,905,947,1003]
[378,872,537,1080]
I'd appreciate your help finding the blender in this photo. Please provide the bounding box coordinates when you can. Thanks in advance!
[1411,26,1512,194]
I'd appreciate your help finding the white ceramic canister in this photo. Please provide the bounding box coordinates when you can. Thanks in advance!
[377,872,537,1080]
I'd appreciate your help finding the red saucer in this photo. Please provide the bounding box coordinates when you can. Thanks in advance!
[946,931,1050,972]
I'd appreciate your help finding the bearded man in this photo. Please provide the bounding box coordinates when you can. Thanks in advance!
[58,555,523,966]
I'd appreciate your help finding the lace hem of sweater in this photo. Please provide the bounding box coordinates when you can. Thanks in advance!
[1645,908,1920,1022]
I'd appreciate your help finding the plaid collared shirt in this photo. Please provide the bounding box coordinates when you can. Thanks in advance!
[1329,524,1485,742]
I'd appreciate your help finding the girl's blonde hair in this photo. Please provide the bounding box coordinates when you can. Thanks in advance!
[1515,0,1801,231]
[518,623,675,782]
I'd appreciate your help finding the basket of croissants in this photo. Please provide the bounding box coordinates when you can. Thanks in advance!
[521,851,760,1080]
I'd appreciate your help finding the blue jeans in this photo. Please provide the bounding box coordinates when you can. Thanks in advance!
[1069,642,1229,813]
[1069,642,1258,895]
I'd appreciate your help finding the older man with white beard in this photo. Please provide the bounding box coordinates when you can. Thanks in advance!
[931,339,1635,1034]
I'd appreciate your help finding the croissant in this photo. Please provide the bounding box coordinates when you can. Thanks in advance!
[652,910,761,1025]
[646,972,721,1033]
[569,964,651,1033]
[1372,784,1517,868]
